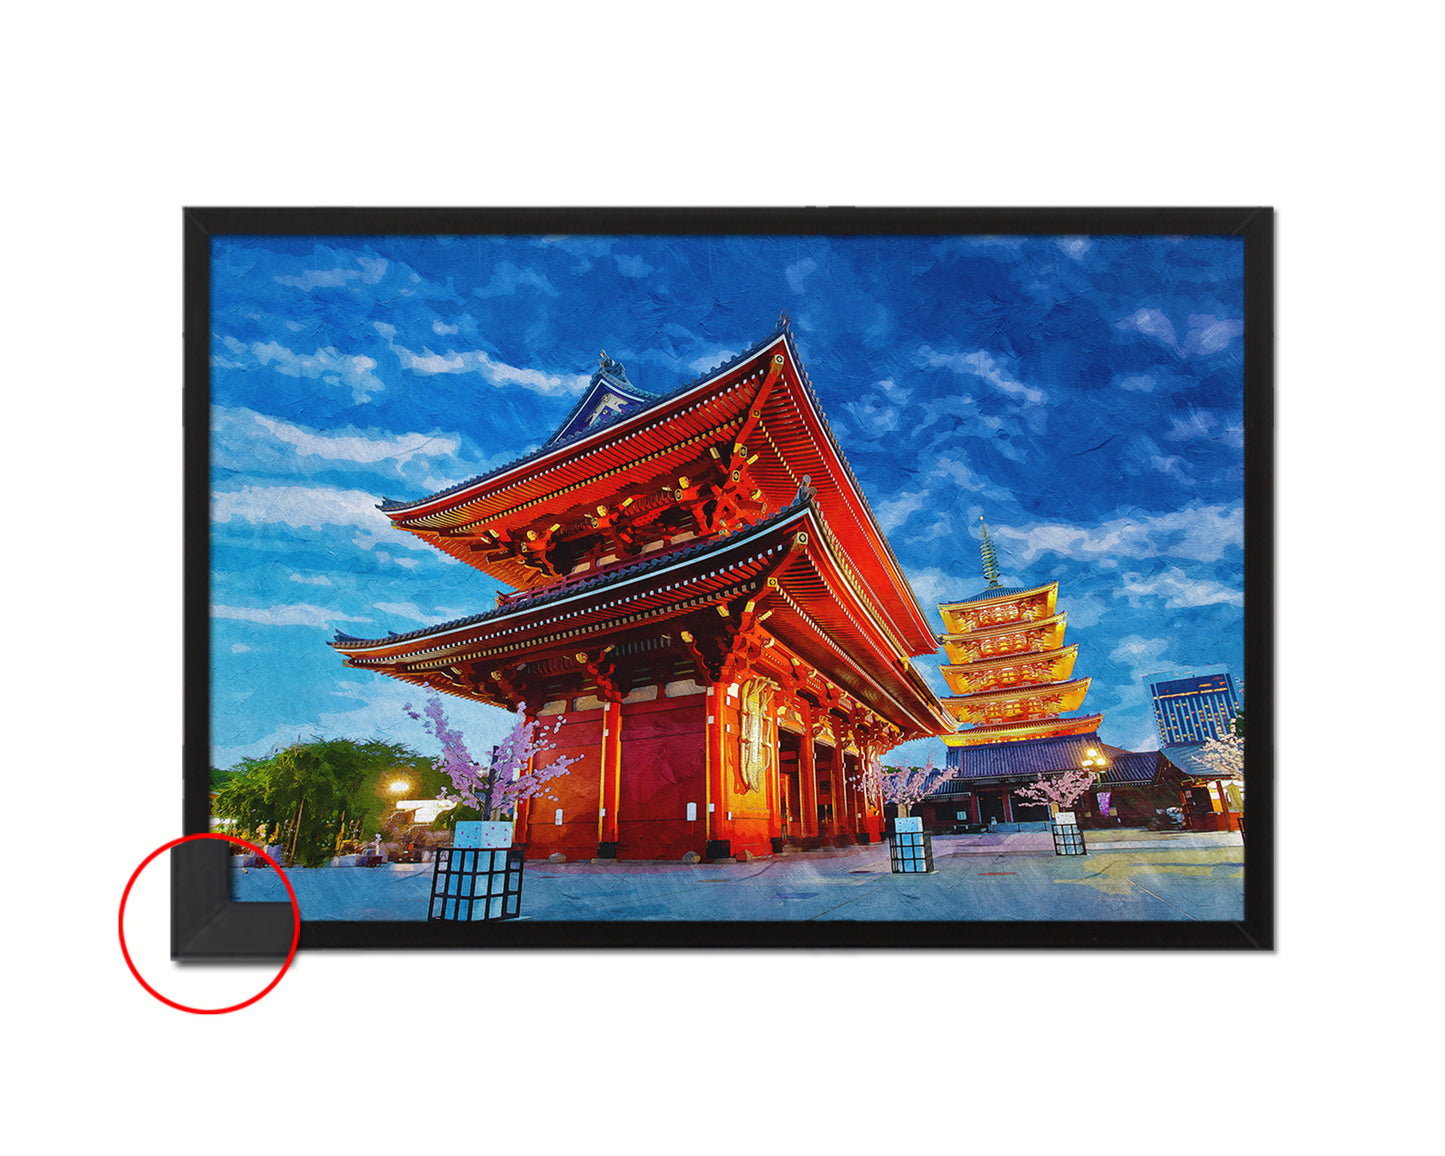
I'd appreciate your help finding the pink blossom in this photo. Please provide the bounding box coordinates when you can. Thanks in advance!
[403,697,576,819]
[1012,767,1096,810]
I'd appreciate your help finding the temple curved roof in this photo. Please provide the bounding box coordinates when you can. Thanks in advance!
[368,317,940,655]
[335,492,813,650]
[380,319,800,515]
[940,580,1058,608]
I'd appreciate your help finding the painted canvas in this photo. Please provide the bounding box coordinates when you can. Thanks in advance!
[189,209,1270,950]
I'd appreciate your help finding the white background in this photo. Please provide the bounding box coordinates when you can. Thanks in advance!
[8,2,1435,1152]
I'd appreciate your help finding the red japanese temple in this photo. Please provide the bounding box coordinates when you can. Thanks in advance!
[331,320,953,861]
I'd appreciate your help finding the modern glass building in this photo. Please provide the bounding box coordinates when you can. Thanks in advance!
[1146,671,1239,745]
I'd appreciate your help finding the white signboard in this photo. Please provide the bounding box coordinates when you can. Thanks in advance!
[454,820,513,849]
[395,798,458,824]
[1055,811,1076,826]
[895,816,923,833]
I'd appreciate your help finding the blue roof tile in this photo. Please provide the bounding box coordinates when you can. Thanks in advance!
[333,492,812,650]
[931,733,1163,791]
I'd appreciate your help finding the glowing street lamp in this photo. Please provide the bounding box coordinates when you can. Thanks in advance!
[389,778,411,796]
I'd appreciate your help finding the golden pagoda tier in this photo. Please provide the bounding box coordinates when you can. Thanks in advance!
[938,580,1056,634]
[940,676,1092,726]
[940,644,1078,695]
[940,713,1104,748]
[936,520,1102,748]
[940,612,1069,666]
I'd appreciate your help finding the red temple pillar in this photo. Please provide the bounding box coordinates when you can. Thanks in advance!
[799,703,819,838]
[705,683,728,852]
[598,698,622,851]
[766,716,783,845]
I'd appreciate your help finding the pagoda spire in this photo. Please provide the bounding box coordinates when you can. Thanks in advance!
[979,516,1002,588]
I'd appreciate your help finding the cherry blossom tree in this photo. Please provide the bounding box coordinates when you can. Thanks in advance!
[1195,731,1244,780]
[881,753,943,816]
[1012,767,1097,814]
[405,698,576,821]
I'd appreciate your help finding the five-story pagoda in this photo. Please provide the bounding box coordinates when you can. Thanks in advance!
[938,520,1102,748]
[330,318,953,861]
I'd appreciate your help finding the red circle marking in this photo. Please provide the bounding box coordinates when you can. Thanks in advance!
[118,833,300,1014]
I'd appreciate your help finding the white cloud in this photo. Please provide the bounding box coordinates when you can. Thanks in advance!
[1183,313,1244,355]
[473,261,559,299]
[371,601,470,624]
[1114,373,1157,393]
[241,340,386,403]
[917,346,1049,405]
[230,643,251,653]
[248,411,459,465]
[1056,236,1093,260]
[927,454,1002,495]
[992,503,1243,565]
[433,320,460,335]
[212,483,432,552]
[841,396,900,436]
[873,490,928,532]
[372,324,587,396]
[688,348,739,375]
[1116,309,1243,358]
[1117,307,1178,348]
[1108,635,1174,682]
[1115,567,1244,609]
[273,255,388,292]
[211,603,372,628]
[902,566,959,612]
[289,573,332,586]
[1162,411,1218,441]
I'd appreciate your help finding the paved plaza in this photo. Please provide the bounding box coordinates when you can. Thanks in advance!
[232,829,1244,923]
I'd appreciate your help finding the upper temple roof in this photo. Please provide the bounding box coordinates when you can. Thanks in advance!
[542,352,657,447]
[378,320,797,515]
[366,317,942,657]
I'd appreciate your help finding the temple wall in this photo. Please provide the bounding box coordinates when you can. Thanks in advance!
[517,678,887,859]
[617,693,707,859]
[523,709,603,860]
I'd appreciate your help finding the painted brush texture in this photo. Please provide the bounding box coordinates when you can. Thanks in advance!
[209,234,1244,768]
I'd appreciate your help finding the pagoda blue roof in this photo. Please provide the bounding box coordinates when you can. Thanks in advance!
[929,733,1161,786]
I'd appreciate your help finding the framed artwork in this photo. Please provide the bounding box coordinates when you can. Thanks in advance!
[179,207,1272,955]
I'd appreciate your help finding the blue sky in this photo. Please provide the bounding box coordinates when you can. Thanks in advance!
[209,232,1245,770]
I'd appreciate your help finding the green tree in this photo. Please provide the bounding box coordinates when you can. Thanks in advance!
[213,738,439,866]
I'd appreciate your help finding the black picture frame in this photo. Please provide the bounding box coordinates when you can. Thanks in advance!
[179,206,1273,956]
